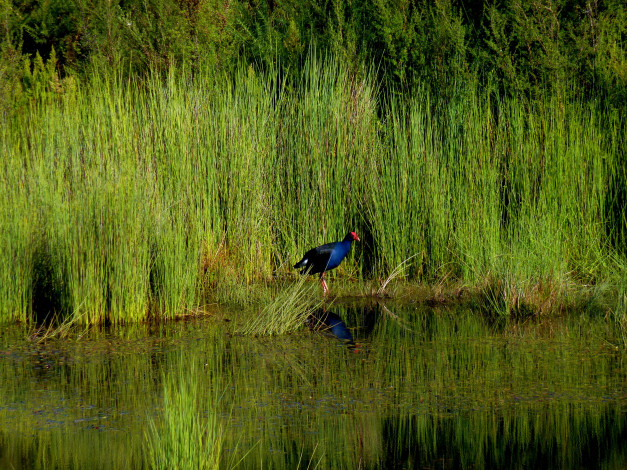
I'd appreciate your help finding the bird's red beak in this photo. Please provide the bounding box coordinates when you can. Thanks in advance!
[351,232,360,242]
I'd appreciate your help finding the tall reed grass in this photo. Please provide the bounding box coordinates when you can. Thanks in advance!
[1,58,624,323]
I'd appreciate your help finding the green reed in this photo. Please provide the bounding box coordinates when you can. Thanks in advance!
[0,57,624,324]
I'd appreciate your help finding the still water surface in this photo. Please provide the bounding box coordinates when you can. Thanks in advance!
[1,300,625,469]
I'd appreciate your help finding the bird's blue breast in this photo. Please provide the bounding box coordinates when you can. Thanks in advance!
[326,241,352,270]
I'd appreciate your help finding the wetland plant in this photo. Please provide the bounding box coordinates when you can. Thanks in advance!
[237,275,326,336]
[0,57,624,324]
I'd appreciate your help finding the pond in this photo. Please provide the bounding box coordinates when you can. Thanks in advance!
[1,299,625,469]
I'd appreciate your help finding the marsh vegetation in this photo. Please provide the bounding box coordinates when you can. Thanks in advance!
[1,1,626,326]
[1,2,626,466]
[1,58,625,326]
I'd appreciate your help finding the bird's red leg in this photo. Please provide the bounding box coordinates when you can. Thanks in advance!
[321,273,329,294]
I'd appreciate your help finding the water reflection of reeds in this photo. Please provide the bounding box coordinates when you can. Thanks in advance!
[0,304,625,468]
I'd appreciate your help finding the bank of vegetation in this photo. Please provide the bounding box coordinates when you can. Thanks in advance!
[0,0,625,325]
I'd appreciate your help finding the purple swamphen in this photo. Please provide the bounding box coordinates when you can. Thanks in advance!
[294,232,360,293]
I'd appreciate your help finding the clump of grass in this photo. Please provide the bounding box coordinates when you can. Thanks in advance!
[27,308,89,343]
[237,275,326,336]
[377,254,419,297]
[473,273,596,321]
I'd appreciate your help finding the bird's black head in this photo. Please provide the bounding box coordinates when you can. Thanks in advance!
[344,232,360,242]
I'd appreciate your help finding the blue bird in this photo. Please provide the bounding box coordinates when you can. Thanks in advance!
[294,232,360,293]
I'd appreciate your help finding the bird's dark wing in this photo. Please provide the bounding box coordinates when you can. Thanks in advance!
[302,243,335,274]
[309,242,336,257]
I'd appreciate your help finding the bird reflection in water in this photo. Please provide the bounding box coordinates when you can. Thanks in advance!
[308,310,359,352]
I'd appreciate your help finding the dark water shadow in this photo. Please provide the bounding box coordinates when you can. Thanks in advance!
[31,242,70,326]
[380,410,627,470]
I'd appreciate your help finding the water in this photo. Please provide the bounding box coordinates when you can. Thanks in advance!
[1,300,625,469]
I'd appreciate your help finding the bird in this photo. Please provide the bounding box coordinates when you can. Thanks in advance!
[294,232,360,293]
